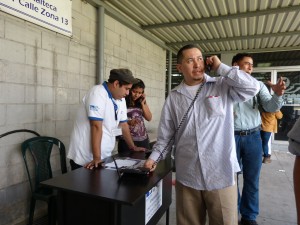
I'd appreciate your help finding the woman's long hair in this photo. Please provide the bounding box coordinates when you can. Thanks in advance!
[126,79,145,108]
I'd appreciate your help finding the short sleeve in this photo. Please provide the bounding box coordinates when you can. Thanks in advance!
[85,86,106,121]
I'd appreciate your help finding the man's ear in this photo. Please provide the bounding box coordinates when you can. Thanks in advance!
[176,64,182,73]
[113,80,119,88]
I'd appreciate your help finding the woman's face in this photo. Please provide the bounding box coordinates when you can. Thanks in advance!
[130,87,144,101]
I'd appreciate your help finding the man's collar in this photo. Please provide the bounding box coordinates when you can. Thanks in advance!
[103,82,113,100]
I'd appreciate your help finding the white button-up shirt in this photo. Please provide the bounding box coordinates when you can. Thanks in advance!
[150,64,260,190]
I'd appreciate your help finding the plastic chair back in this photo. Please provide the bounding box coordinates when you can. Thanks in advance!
[21,136,67,225]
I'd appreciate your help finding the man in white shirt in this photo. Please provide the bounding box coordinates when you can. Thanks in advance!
[68,68,144,170]
[145,44,260,225]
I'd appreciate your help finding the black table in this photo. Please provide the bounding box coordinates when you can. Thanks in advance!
[42,152,173,225]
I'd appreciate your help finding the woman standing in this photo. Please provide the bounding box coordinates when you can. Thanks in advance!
[261,110,283,163]
[118,79,152,155]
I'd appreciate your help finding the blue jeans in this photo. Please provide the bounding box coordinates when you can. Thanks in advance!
[235,131,262,220]
[260,130,272,157]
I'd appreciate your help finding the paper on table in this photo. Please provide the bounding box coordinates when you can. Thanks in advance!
[105,158,140,169]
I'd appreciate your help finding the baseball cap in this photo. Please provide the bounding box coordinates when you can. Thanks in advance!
[109,68,139,84]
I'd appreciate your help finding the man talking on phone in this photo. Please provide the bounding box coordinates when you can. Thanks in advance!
[145,44,260,225]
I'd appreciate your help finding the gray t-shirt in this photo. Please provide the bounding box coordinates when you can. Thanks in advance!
[287,118,300,156]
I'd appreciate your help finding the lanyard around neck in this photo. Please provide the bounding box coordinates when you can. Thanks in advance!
[103,82,118,121]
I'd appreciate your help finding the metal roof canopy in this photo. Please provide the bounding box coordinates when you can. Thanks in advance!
[86,0,300,67]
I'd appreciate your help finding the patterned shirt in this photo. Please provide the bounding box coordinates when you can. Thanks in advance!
[127,107,148,141]
[149,63,260,190]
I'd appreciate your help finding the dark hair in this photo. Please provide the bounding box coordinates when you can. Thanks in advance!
[231,53,253,66]
[177,44,201,64]
[131,79,145,90]
[126,79,145,108]
[108,78,129,86]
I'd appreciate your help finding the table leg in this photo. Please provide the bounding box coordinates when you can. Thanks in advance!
[166,207,169,225]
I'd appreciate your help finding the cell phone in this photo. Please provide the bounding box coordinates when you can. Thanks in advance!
[205,57,212,72]
[138,96,145,102]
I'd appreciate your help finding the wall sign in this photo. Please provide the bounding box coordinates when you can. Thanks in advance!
[0,0,72,37]
[145,180,162,224]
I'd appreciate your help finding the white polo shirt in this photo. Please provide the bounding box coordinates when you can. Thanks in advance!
[68,82,127,166]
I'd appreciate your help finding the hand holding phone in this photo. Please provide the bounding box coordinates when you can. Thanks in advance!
[205,55,221,71]
[138,94,146,104]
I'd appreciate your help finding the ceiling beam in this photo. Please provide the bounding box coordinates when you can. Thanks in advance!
[204,46,300,55]
[142,5,300,30]
[167,31,300,46]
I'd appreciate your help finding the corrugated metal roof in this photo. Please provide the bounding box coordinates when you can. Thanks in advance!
[93,0,300,55]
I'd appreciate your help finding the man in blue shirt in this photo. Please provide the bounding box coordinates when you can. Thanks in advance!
[232,53,286,225]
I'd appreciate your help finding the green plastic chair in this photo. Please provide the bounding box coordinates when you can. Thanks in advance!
[21,136,67,225]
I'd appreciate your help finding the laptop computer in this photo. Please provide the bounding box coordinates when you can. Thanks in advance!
[112,156,150,178]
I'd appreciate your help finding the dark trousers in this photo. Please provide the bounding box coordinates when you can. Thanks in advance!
[260,130,272,157]
[118,138,150,155]
[235,131,262,220]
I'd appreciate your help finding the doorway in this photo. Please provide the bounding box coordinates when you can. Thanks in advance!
[253,66,300,143]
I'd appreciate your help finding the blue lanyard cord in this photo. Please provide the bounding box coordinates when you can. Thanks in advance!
[103,82,119,121]
[112,99,118,121]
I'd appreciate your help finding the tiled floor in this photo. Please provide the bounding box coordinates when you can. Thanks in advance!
[157,150,297,225]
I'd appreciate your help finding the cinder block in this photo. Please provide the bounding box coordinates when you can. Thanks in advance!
[69,41,81,59]
[0,83,25,103]
[67,88,80,104]
[81,31,96,48]
[72,0,82,13]
[36,86,54,104]
[0,105,5,126]
[41,121,56,136]
[67,57,80,74]
[56,70,69,88]
[55,53,68,72]
[0,39,25,63]
[68,72,80,89]
[25,85,36,103]
[6,104,43,125]
[106,29,120,46]
[37,67,53,86]
[42,32,69,55]
[113,46,127,60]
[72,11,90,32]
[88,62,96,77]
[55,120,73,137]
[6,63,27,84]
[80,45,91,61]
[55,104,70,121]
[36,49,54,69]
[80,60,89,75]
[80,75,95,90]
[82,2,97,21]
[0,167,8,189]
[56,88,68,104]
[0,14,4,38]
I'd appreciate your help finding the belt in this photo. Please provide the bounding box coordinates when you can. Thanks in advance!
[234,126,261,136]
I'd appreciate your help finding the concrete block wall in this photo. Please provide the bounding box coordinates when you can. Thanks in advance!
[0,1,166,224]
[104,15,166,133]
